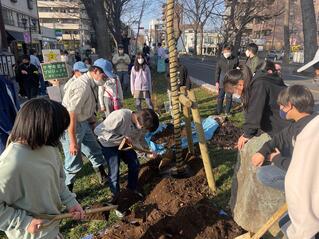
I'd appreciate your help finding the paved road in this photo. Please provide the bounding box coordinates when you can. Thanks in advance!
[180,56,319,109]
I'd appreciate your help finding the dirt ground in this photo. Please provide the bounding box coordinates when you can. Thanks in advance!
[100,154,244,239]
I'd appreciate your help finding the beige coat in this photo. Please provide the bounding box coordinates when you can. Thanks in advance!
[285,115,319,239]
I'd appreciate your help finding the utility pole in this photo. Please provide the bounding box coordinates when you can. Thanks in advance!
[135,0,146,52]
[283,0,290,64]
[0,1,8,51]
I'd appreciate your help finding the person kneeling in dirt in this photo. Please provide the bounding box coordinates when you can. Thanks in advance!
[251,85,316,191]
[0,98,84,239]
[94,108,159,203]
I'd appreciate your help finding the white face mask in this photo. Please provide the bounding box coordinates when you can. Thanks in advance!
[138,58,144,65]
[233,93,241,100]
[245,50,250,58]
[223,52,231,59]
[94,79,105,86]
[119,50,124,54]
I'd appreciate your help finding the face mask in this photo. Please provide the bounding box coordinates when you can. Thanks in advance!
[245,50,250,58]
[94,79,105,86]
[119,50,124,54]
[138,58,144,65]
[223,52,231,59]
[279,109,287,120]
[233,93,241,100]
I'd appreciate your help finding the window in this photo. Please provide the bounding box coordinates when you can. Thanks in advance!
[2,8,15,26]
[27,0,34,10]
[17,13,26,28]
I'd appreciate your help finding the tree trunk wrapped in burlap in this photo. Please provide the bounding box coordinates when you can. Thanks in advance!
[230,133,286,233]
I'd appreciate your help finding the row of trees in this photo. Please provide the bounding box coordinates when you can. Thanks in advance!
[82,0,318,63]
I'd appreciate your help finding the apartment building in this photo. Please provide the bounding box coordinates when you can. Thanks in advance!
[37,0,92,51]
[2,0,41,57]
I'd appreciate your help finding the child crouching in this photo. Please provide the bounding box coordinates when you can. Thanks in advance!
[94,108,159,203]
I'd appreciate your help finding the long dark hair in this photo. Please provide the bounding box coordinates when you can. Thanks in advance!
[134,52,147,72]
[10,98,70,149]
[224,64,253,109]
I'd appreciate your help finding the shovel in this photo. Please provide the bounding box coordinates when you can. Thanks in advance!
[118,138,153,154]
[235,203,288,239]
[38,205,118,229]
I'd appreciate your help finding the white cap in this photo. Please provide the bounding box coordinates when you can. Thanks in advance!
[297,48,319,72]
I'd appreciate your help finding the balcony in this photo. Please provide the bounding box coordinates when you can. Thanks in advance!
[37,1,80,8]
[40,23,91,31]
[39,12,79,19]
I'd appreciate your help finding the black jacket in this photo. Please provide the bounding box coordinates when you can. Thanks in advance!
[243,71,290,138]
[17,63,39,88]
[178,64,191,90]
[258,114,317,171]
[215,55,239,88]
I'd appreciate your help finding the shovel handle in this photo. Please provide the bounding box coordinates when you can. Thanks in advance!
[251,203,288,239]
[118,138,153,154]
[39,205,118,229]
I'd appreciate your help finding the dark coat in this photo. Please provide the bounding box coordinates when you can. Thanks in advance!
[215,55,239,88]
[243,71,290,138]
[258,114,317,170]
[0,76,20,153]
[17,63,39,88]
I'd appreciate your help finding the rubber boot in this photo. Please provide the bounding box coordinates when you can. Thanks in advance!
[95,165,108,186]
[67,183,74,192]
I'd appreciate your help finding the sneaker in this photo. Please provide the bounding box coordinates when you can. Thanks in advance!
[130,189,144,198]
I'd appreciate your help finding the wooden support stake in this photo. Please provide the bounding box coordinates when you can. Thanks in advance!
[179,94,193,108]
[188,90,216,193]
[180,86,194,154]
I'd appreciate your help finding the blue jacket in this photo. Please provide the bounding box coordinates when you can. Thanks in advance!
[0,76,20,134]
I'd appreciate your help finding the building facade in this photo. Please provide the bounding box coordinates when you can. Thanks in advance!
[2,0,42,58]
[224,0,319,52]
[249,0,319,51]
[37,0,92,51]
[181,25,221,55]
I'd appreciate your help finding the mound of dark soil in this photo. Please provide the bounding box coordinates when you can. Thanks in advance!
[101,158,243,239]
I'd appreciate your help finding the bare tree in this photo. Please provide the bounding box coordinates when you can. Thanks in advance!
[82,0,112,58]
[300,0,318,64]
[222,0,284,54]
[283,0,290,64]
[183,0,222,55]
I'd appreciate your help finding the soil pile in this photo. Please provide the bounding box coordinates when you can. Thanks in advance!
[102,158,243,239]
[212,118,243,150]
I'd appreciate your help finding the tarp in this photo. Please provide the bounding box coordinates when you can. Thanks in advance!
[145,116,219,155]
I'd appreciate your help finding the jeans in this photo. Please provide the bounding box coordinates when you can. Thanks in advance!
[135,98,153,111]
[39,74,46,95]
[117,71,129,92]
[101,146,139,196]
[61,121,105,186]
[257,165,286,191]
[216,88,232,114]
[279,213,319,238]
